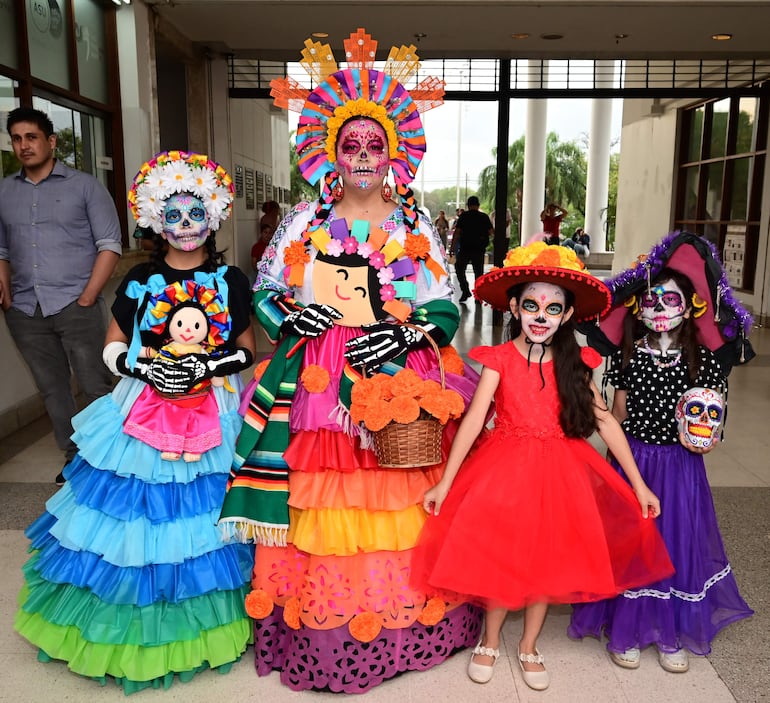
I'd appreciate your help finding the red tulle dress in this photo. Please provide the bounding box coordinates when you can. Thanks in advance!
[412,343,674,609]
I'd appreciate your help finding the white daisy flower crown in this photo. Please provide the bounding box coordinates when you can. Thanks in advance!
[128,150,235,234]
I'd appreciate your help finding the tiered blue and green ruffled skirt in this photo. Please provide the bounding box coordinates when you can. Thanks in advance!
[15,377,254,694]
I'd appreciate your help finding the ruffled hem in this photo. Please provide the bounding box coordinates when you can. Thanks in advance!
[71,388,242,484]
[42,488,233,566]
[288,466,443,511]
[285,428,378,473]
[65,456,229,523]
[15,611,251,683]
[18,578,250,645]
[287,504,427,556]
[253,603,481,693]
[25,541,253,606]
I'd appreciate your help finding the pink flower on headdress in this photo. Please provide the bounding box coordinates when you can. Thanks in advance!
[343,236,358,254]
[326,239,344,256]
[380,283,396,302]
[377,266,394,285]
[357,241,374,258]
[369,251,386,270]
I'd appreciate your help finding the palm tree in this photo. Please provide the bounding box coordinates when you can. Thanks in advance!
[477,132,587,244]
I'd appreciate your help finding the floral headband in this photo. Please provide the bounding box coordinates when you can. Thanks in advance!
[128,150,235,234]
[270,28,445,187]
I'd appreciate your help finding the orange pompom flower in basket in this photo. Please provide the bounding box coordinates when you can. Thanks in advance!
[439,344,465,376]
[348,324,465,468]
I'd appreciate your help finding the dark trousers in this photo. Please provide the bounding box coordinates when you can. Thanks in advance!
[455,249,485,297]
[6,300,113,462]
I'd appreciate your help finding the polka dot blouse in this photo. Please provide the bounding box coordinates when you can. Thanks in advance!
[605,344,725,445]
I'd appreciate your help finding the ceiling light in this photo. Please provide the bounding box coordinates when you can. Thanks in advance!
[414,33,427,39]
[540,33,564,41]
[511,33,530,40]
[711,33,733,41]
[312,32,329,38]
[615,33,629,40]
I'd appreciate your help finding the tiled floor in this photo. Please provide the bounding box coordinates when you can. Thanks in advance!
[1,293,767,703]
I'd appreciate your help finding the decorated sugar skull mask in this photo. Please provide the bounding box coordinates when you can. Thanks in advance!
[639,279,688,333]
[675,387,724,449]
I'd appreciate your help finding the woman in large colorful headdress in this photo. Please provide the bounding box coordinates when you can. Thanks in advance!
[219,28,482,693]
[15,151,257,692]
[569,231,754,673]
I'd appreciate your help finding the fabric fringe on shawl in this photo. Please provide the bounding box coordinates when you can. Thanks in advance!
[219,334,303,543]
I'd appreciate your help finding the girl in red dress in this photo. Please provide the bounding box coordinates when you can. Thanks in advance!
[412,241,674,691]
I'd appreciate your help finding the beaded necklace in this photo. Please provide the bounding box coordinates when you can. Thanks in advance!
[642,335,682,369]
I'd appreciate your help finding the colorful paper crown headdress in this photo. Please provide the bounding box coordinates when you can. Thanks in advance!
[473,241,612,322]
[128,151,235,234]
[271,28,445,187]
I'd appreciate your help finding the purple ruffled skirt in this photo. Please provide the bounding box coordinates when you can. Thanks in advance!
[568,435,753,655]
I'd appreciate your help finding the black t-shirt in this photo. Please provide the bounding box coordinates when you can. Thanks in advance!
[455,209,492,253]
[112,260,252,351]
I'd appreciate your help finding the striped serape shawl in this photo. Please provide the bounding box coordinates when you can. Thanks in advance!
[219,332,303,545]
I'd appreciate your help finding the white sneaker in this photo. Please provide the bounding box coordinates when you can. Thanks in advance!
[658,648,689,673]
[609,647,641,669]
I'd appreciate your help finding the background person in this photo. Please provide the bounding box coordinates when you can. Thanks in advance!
[454,195,493,302]
[0,107,121,485]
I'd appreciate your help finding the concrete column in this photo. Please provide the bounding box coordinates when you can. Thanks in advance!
[522,60,547,244]
[585,61,614,252]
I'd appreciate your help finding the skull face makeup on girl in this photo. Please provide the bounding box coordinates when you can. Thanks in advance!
[512,282,573,345]
[161,193,210,252]
[639,280,689,334]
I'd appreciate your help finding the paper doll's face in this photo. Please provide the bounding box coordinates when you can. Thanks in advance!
[639,279,689,333]
[336,118,389,192]
[168,306,209,345]
[312,258,378,327]
[162,193,209,251]
[512,282,572,344]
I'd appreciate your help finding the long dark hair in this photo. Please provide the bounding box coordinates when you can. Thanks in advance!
[506,282,599,438]
[148,232,226,274]
[621,267,702,382]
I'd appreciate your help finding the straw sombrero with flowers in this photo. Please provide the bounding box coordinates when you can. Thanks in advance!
[473,241,611,322]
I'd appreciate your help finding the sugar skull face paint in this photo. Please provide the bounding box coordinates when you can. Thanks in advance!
[336,119,389,191]
[513,282,571,344]
[162,193,210,252]
[675,386,724,449]
[639,279,688,333]
[167,305,209,346]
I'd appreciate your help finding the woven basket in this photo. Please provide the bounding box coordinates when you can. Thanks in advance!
[370,323,445,469]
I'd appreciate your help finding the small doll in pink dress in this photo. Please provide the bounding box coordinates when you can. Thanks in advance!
[123,285,229,462]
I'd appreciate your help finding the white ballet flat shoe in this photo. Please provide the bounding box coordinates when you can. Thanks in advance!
[467,643,500,683]
[518,647,550,691]
[658,648,689,673]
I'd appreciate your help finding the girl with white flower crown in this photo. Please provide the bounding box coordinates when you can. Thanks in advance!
[15,151,257,693]
[412,241,674,692]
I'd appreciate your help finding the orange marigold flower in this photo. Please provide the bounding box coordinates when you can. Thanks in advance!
[300,364,330,393]
[350,402,366,425]
[349,611,383,642]
[419,393,450,424]
[418,379,442,397]
[532,248,563,267]
[283,596,301,630]
[284,240,310,266]
[403,232,431,261]
[439,346,465,375]
[391,395,421,424]
[417,597,446,626]
[362,398,393,432]
[351,376,384,405]
[253,358,271,382]
[244,589,274,619]
[389,368,424,397]
[444,389,465,418]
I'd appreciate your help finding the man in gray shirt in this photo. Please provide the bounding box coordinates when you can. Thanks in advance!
[0,107,122,485]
